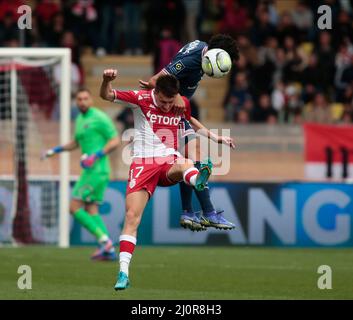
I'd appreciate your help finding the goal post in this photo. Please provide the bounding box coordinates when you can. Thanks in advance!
[0,48,71,248]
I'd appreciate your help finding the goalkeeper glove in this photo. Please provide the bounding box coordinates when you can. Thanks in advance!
[80,150,105,169]
[41,146,63,159]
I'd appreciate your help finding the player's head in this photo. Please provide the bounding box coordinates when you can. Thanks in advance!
[154,75,180,112]
[76,88,93,113]
[207,34,240,62]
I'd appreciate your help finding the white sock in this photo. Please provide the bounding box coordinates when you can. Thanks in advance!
[119,252,132,276]
[98,234,109,243]
[189,174,197,186]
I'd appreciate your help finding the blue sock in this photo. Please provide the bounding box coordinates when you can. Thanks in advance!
[179,182,193,213]
[194,161,215,214]
[194,184,215,214]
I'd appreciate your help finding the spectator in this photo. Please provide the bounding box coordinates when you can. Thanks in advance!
[340,102,353,124]
[146,0,185,46]
[154,28,181,74]
[52,61,82,120]
[69,0,99,51]
[236,109,250,124]
[301,53,326,92]
[96,0,123,56]
[224,72,253,121]
[0,12,19,46]
[253,93,278,123]
[35,0,60,46]
[282,36,307,83]
[314,31,336,91]
[334,41,353,101]
[182,0,201,43]
[291,1,313,41]
[219,0,249,36]
[276,11,299,45]
[272,47,287,84]
[304,93,332,123]
[60,31,81,67]
[0,0,24,22]
[236,34,258,66]
[46,12,65,47]
[123,0,143,55]
[251,6,276,46]
[333,10,353,46]
[257,36,278,67]
[340,55,353,92]
[271,81,286,114]
[283,85,304,123]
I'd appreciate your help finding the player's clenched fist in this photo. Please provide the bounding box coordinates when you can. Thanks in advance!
[103,69,117,82]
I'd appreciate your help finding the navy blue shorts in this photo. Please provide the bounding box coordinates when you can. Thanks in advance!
[179,118,196,145]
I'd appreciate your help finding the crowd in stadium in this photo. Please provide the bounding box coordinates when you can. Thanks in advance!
[0,0,353,124]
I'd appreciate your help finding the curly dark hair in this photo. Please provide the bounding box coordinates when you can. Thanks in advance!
[208,34,240,62]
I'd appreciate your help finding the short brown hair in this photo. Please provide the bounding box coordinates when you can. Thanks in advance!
[76,88,91,95]
[155,75,180,98]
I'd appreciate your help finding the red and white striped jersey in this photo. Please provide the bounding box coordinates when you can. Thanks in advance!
[113,89,191,158]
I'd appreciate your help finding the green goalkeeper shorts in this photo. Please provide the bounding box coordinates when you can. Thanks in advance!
[72,171,109,204]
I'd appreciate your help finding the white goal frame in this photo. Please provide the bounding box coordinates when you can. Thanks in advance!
[0,48,71,248]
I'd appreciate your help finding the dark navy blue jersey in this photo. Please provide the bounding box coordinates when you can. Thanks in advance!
[163,40,208,99]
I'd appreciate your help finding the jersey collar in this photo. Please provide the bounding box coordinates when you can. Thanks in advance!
[151,89,158,107]
[202,46,208,57]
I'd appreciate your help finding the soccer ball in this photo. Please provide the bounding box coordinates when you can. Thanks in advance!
[202,48,232,78]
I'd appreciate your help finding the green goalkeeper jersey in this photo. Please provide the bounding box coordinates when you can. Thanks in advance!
[74,107,118,174]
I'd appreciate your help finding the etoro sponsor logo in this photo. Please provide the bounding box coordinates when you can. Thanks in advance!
[146,110,181,126]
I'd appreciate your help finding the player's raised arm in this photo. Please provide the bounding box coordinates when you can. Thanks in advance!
[100,69,118,102]
[189,116,236,149]
[138,69,165,90]
[101,68,139,105]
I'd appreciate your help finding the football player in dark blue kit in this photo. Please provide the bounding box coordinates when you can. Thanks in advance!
[139,34,239,231]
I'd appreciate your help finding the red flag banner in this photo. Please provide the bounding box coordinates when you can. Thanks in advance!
[304,123,353,179]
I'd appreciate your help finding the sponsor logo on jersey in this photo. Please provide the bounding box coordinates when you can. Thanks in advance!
[170,60,185,74]
[146,110,180,126]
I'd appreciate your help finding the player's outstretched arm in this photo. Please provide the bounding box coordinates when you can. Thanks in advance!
[138,70,165,90]
[189,116,235,149]
[100,69,117,102]
[41,140,78,160]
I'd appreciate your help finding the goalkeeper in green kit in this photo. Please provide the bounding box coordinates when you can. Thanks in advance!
[42,89,120,261]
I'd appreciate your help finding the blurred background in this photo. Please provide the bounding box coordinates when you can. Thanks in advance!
[1,0,353,181]
[0,0,353,180]
[1,1,353,300]
[0,0,353,248]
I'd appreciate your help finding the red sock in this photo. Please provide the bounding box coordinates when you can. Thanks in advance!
[183,167,199,186]
[119,235,136,275]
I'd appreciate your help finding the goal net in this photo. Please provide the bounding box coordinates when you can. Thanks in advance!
[0,49,71,247]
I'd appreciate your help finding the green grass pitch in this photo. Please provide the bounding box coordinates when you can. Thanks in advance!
[0,246,352,300]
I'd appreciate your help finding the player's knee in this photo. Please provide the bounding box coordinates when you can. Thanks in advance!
[125,208,142,226]
[180,158,194,170]
[176,157,193,166]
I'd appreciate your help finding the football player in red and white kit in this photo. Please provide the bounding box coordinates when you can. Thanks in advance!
[100,69,212,290]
